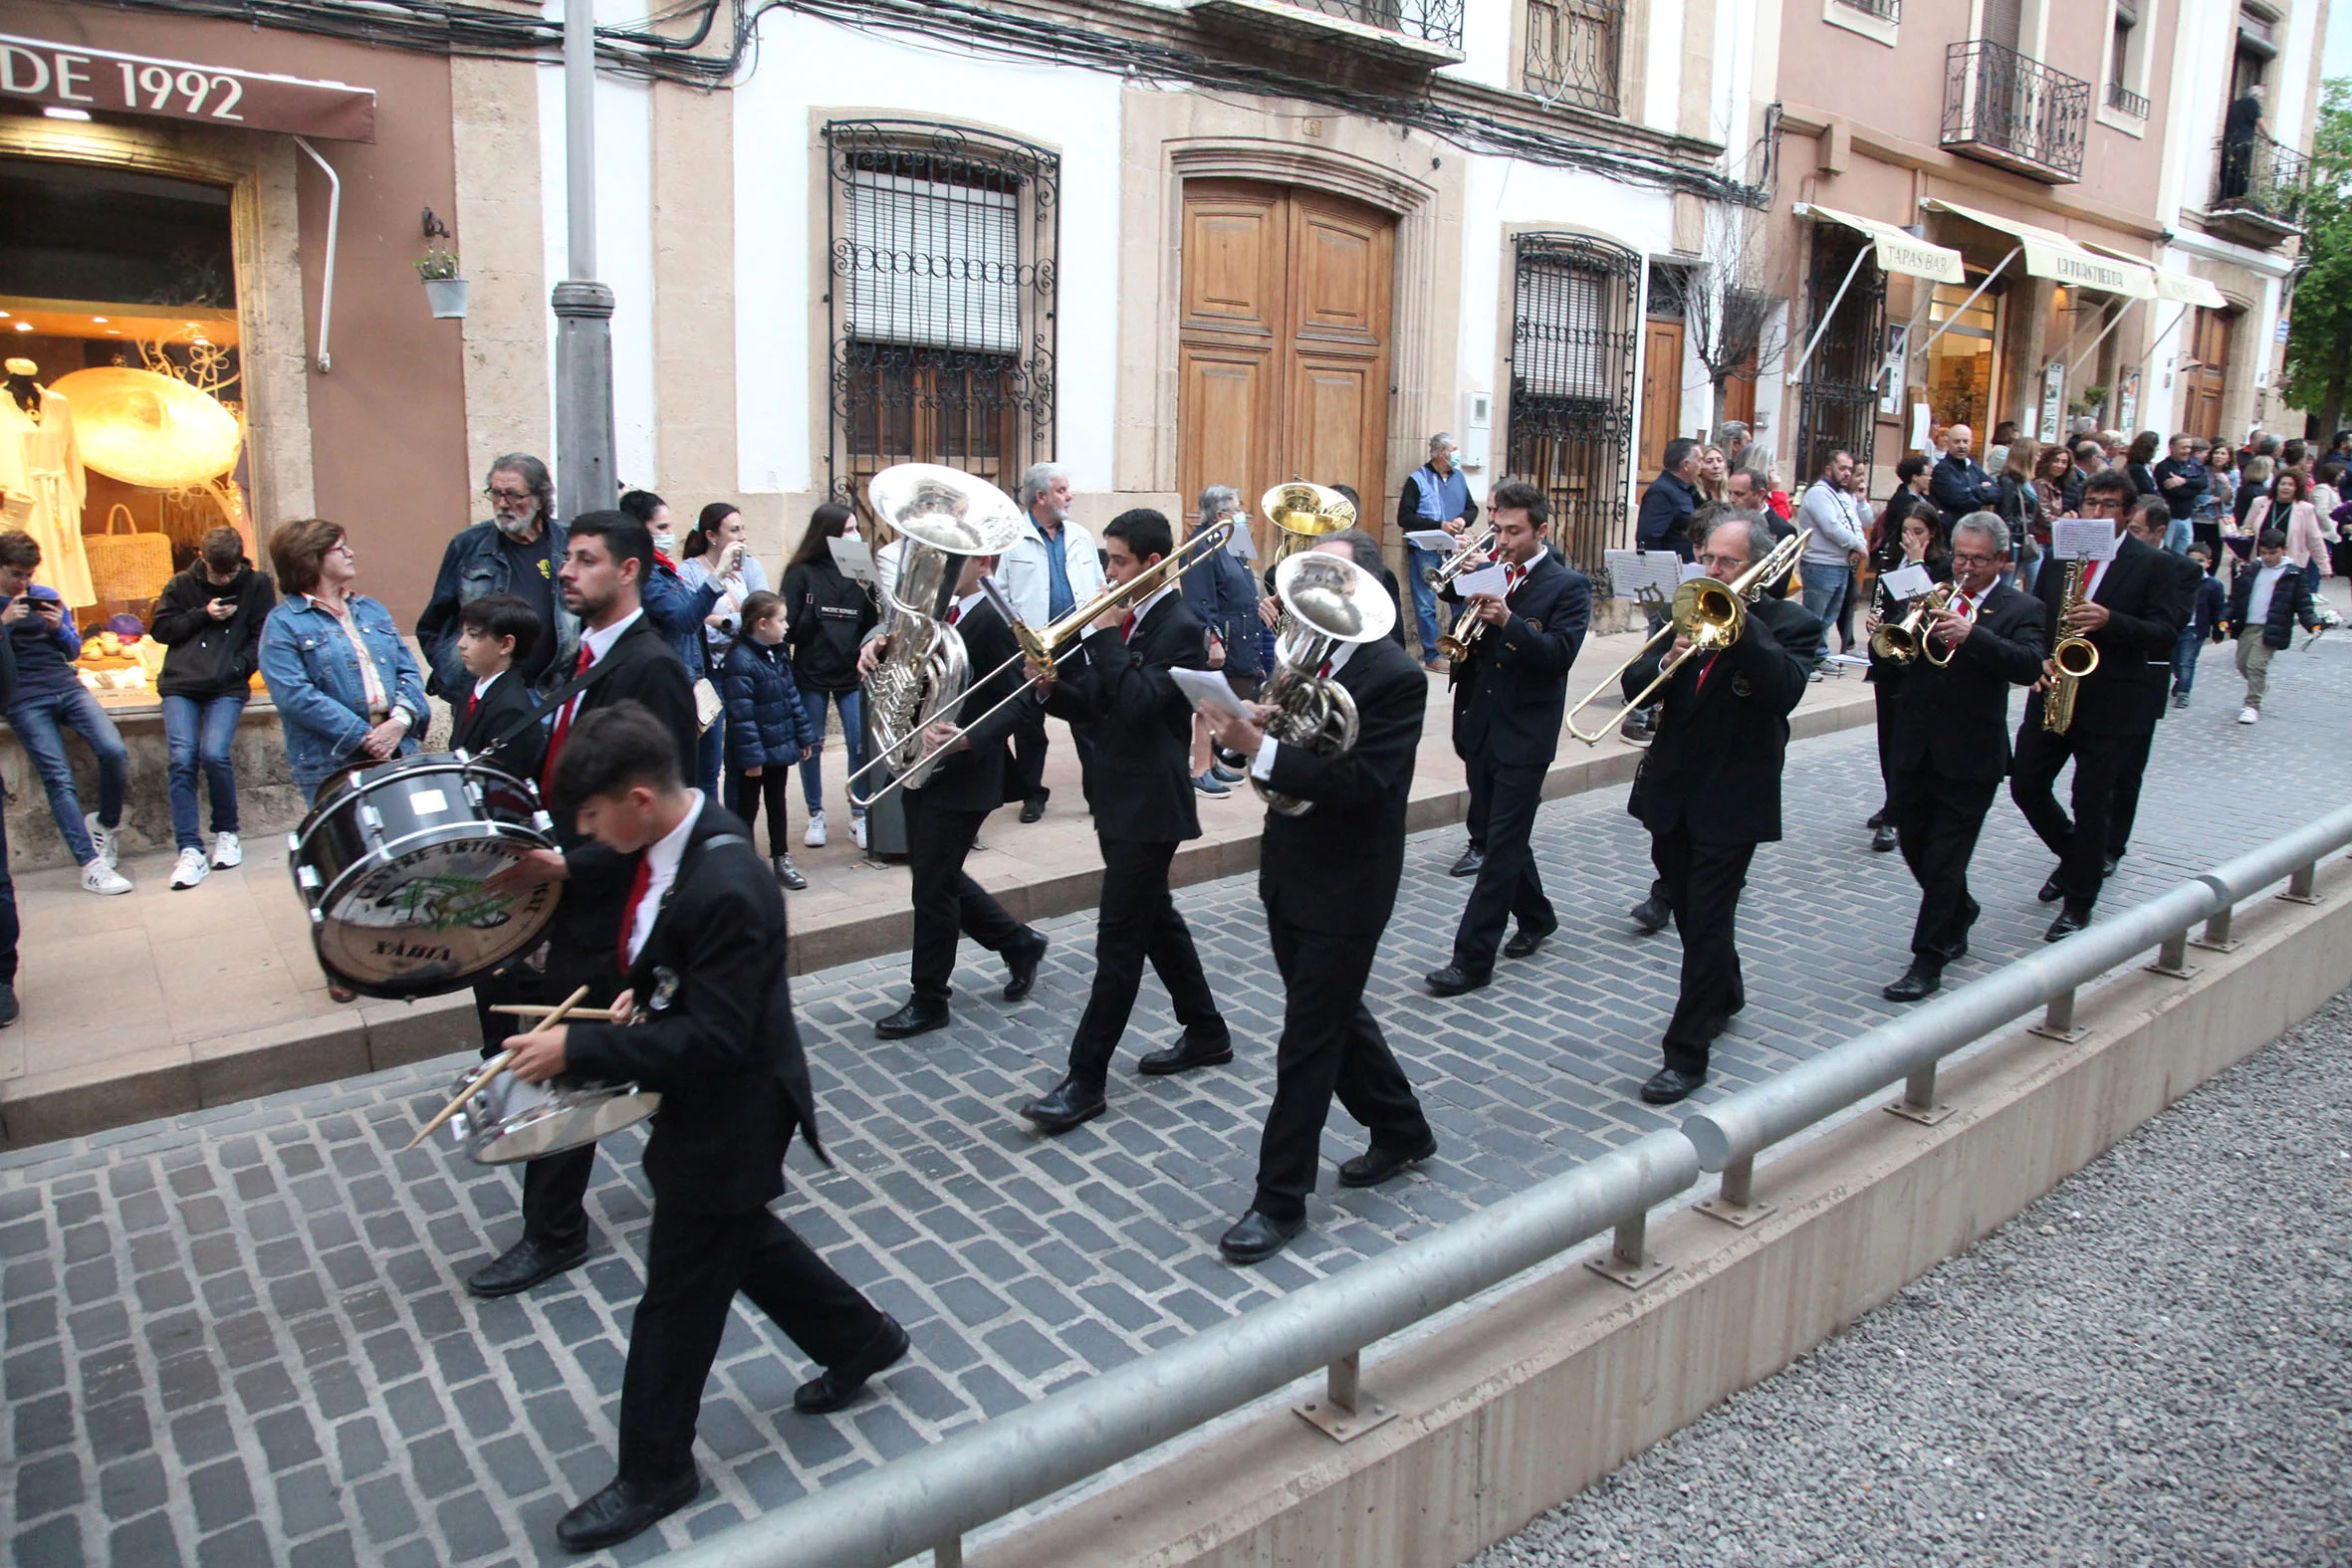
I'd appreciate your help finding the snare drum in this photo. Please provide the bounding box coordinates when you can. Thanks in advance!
[290,753,562,1000]
[446,1061,661,1164]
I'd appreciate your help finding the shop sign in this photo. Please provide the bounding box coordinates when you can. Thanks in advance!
[0,32,374,141]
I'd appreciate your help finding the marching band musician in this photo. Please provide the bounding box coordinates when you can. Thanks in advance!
[1201,532,1438,1263]
[1623,512,1820,1106]
[1424,481,1590,997]
[502,703,906,1552]
[862,550,1051,1038]
[472,512,702,1300]
[1874,515,2045,1003]
[1020,510,1238,1133]
[2007,470,2190,943]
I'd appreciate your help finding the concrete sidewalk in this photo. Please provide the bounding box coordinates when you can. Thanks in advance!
[0,623,1884,1147]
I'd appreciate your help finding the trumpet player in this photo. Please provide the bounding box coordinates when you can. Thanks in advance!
[1624,513,1819,1106]
[1021,510,1236,1134]
[1877,516,2045,1003]
[2006,471,2189,943]
[1425,482,1589,997]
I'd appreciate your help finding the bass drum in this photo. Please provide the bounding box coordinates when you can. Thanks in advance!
[290,753,561,1000]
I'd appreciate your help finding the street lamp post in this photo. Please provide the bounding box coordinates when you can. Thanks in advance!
[553,0,616,523]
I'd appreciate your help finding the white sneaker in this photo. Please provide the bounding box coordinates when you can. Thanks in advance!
[81,860,132,896]
[85,813,120,870]
[2238,706,2259,725]
[804,811,827,848]
[211,831,243,869]
[850,814,868,850]
[170,847,210,890]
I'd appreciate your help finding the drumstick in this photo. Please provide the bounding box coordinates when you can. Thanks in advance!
[402,986,591,1151]
[484,1004,629,1019]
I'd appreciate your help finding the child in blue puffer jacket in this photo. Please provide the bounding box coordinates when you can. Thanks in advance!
[723,590,819,889]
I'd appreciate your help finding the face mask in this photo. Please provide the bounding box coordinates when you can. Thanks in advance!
[492,502,539,540]
[651,530,676,556]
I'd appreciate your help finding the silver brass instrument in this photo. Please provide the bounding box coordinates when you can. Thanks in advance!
[2043,557,2100,735]
[1870,580,1958,667]
[1252,550,1396,816]
[1421,523,1496,587]
[844,465,1026,807]
[1564,528,1813,745]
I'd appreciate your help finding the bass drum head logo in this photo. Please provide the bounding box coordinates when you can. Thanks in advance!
[318,839,559,988]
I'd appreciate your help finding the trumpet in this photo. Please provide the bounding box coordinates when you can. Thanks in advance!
[1869,581,1959,667]
[1564,528,1812,746]
[1422,524,1496,587]
[2042,558,2100,735]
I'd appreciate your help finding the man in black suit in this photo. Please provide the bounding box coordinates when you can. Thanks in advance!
[504,705,905,1552]
[1021,510,1234,1133]
[1202,533,1436,1263]
[2103,495,2208,873]
[868,551,1050,1038]
[2008,471,2189,942]
[1625,511,1819,1105]
[1426,480,1590,995]
[472,510,701,1299]
[1878,515,2046,1002]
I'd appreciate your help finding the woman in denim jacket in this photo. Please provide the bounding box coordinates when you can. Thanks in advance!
[259,519,430,804]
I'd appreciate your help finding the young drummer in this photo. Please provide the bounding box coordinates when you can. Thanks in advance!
[449,592,547,780]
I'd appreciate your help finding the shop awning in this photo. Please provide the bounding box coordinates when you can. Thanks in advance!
[1795,202,1965,284]
[2081,242,2230,309]
[1922,198,2158,300]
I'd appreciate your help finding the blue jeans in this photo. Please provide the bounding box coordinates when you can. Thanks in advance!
[799,686,866,818]
[1800,568,1848,665]
[8,687,127,865]
[2172,628,2206,698]
[0,795,14,983]
[2305,561,2323,597]
[1403,544,1445,661]
[696,721,724,802]
[161,694,246,852]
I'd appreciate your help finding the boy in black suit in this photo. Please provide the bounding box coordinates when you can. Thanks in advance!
[503,704,906,1552]
[450,593,547,780]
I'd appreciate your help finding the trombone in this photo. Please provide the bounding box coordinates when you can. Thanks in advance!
[1563,528,1811,746]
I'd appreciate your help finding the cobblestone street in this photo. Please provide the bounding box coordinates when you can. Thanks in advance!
[9,640,2352,1567]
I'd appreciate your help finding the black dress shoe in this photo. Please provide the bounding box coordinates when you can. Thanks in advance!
[1630,895,1671,935]
[874,999,950,1039]
[1870,824,1898,853]
[1218,1210,1305,1264]
[1638,1067,1707,1105]
[793,1315,910,1415]
[555,1470,700,1551]
[1337,1134,1437,1189]
[2043,906,2090,943]
[1882,963,1942,1003]
[1020,1075,1106,1133]
[1424,965,1491,998]
[1002,931,1048,1001]
[1020,795,1048,824]
[1136,1034,1235,1075]
[466,1236,588,1299]
[1449,844,1485,878]
[1502,919,1557,960]
[2038,875,2063,904]
[1866,805,1888,830]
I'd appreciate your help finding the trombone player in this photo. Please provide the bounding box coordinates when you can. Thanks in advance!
[1622,512,1819,1106]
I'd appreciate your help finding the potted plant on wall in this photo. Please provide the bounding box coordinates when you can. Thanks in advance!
[417,247,468,320]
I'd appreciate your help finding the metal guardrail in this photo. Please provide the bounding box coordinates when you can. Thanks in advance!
[1941,38,2090,182]
[668,804,2352,1568]
[2212,131,2312,231]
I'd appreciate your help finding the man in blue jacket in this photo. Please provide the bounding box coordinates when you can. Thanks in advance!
[1635,438,1705,560]
[1395,434,1482,668]
[416,454,579,696]
[1930,424,1999,529]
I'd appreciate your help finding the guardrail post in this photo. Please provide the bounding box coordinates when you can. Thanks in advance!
[1293,1348,1397,1443]
[1884,1059,1955,1125]
[1585,1207,1673,1289]
[1694,1153,1775,1228]
[2190,901,2240,953]
[2277,860,2324,906]
[2144,926,2199,980]
[2027,986,2088,1043]
[936,1536,962,1568]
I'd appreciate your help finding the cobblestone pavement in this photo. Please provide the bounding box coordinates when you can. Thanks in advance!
[7,640,2352,1566]
[1469,987,2352,1568]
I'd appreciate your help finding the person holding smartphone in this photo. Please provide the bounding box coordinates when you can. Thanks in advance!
[150,527,276,889]
[0,531,132,894]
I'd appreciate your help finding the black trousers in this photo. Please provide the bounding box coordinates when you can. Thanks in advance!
[1015,710,1096,807]
[1888,765,1999,964]
[1252,912,1430,1224]
[1649,826,1756,1076]
[617,1202,888,1485]
[729,767,797,858]
[1067,837,1226,1083]
[906,791,1024,1003]
[1871,678,1900,812]
[514,927,627,1250]
[1452,753,1551,972]
[2106,726,2158,858]
[2009,720,2138,908]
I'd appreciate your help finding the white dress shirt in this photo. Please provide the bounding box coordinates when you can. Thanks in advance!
[558,607,644,732]
[623,789,706,968]
[1117,580,1179,636]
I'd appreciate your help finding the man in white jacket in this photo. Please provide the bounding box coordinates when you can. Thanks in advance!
[999,462,1107,820]
[1796,447,1868,674]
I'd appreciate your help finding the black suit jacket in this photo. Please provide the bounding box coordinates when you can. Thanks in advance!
[1627,592,1818,845]
[1258,635,1426,937]
[2026,535,2189,740]
[919,599,1038,814]
[565,806,822,1215]
[1042,592,1209,844]
[1887,580,2046,783]
[451,670,547,783]
[1443,553,1591,768]
[553,615,701,952]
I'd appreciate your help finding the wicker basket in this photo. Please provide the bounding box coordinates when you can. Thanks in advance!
[85,504,175,605]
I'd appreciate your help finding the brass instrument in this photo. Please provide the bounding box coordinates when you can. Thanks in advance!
[2042,558,2101,735]
[1430,527,1505,663]
[1250,550,1396,817]
[1262,482,1356,568]
[1564,528,1813,746]
[1870,581,1959,667]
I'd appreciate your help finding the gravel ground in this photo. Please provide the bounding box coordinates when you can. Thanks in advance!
[1470,992,2352,1568]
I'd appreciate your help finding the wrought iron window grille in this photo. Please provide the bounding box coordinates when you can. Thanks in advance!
[1290,0,1465,50]
[2212,131,2311,228]
[1941,39,2090,182]
[823,119,1060,507]
[1523,0,1623,116]
[2106,80,2149,117]
[1506,234,1639,574]
[1793,236,1885,487]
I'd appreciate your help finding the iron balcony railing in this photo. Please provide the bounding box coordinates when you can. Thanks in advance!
[1292,0,1465,50]
[1523,0,1623,115]
[1942,38,2090,182]
[1834,0,1901,21]
[2106,80,2149,118]
[2213,131,2312,229]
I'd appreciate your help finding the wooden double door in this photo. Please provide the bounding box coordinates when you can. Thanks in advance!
[1177,179,1395,553]
[2182,308,2234,442]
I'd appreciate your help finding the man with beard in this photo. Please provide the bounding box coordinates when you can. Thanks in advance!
[418,453,579,696]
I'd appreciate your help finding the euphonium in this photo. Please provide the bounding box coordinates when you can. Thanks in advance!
[1251,550,1396,817]
[2042,557,2101,735]
[1870,581,1957,666]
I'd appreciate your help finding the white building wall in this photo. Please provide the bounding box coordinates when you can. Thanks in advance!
[1445,0,1520,91]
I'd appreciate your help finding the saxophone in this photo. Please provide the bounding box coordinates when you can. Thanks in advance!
[2042,558,2102,735]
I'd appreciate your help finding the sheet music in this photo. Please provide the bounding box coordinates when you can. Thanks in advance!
[827,536,876,582]
[1171,666,1252,720]
[1453,561,1511,598]
[2049,520,2121,560]
[1880,562,1937,600]
[1405,529,1458,553]
[1603,549,1685,603]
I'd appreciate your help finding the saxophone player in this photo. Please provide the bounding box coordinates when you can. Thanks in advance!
[2007,470,2190,942]
[1200,533,1438,1263]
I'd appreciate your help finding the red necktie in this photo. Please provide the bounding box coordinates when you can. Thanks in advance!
[1316,657,1332,678]
[1119,610,1138,642]
[464,689,478,721]
[1693,651,1720,693]
[1505,563,1525,597]
[541,643,595,793]
[616,853,652,973]
[946,603,961,625]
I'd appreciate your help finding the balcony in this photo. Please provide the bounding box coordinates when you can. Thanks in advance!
[2208,132,2312,247]
[2106,80,2149,119]
[1941,39,2090,183]
[1523,0,1623,116]
[1184,0,1465,67]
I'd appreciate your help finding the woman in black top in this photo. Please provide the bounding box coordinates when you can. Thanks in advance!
[2125,430,2162,499]
[779,503,879,848]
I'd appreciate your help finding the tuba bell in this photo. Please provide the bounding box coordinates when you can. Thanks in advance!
[1261,482,1355,570]
[1249,548,1396,817]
